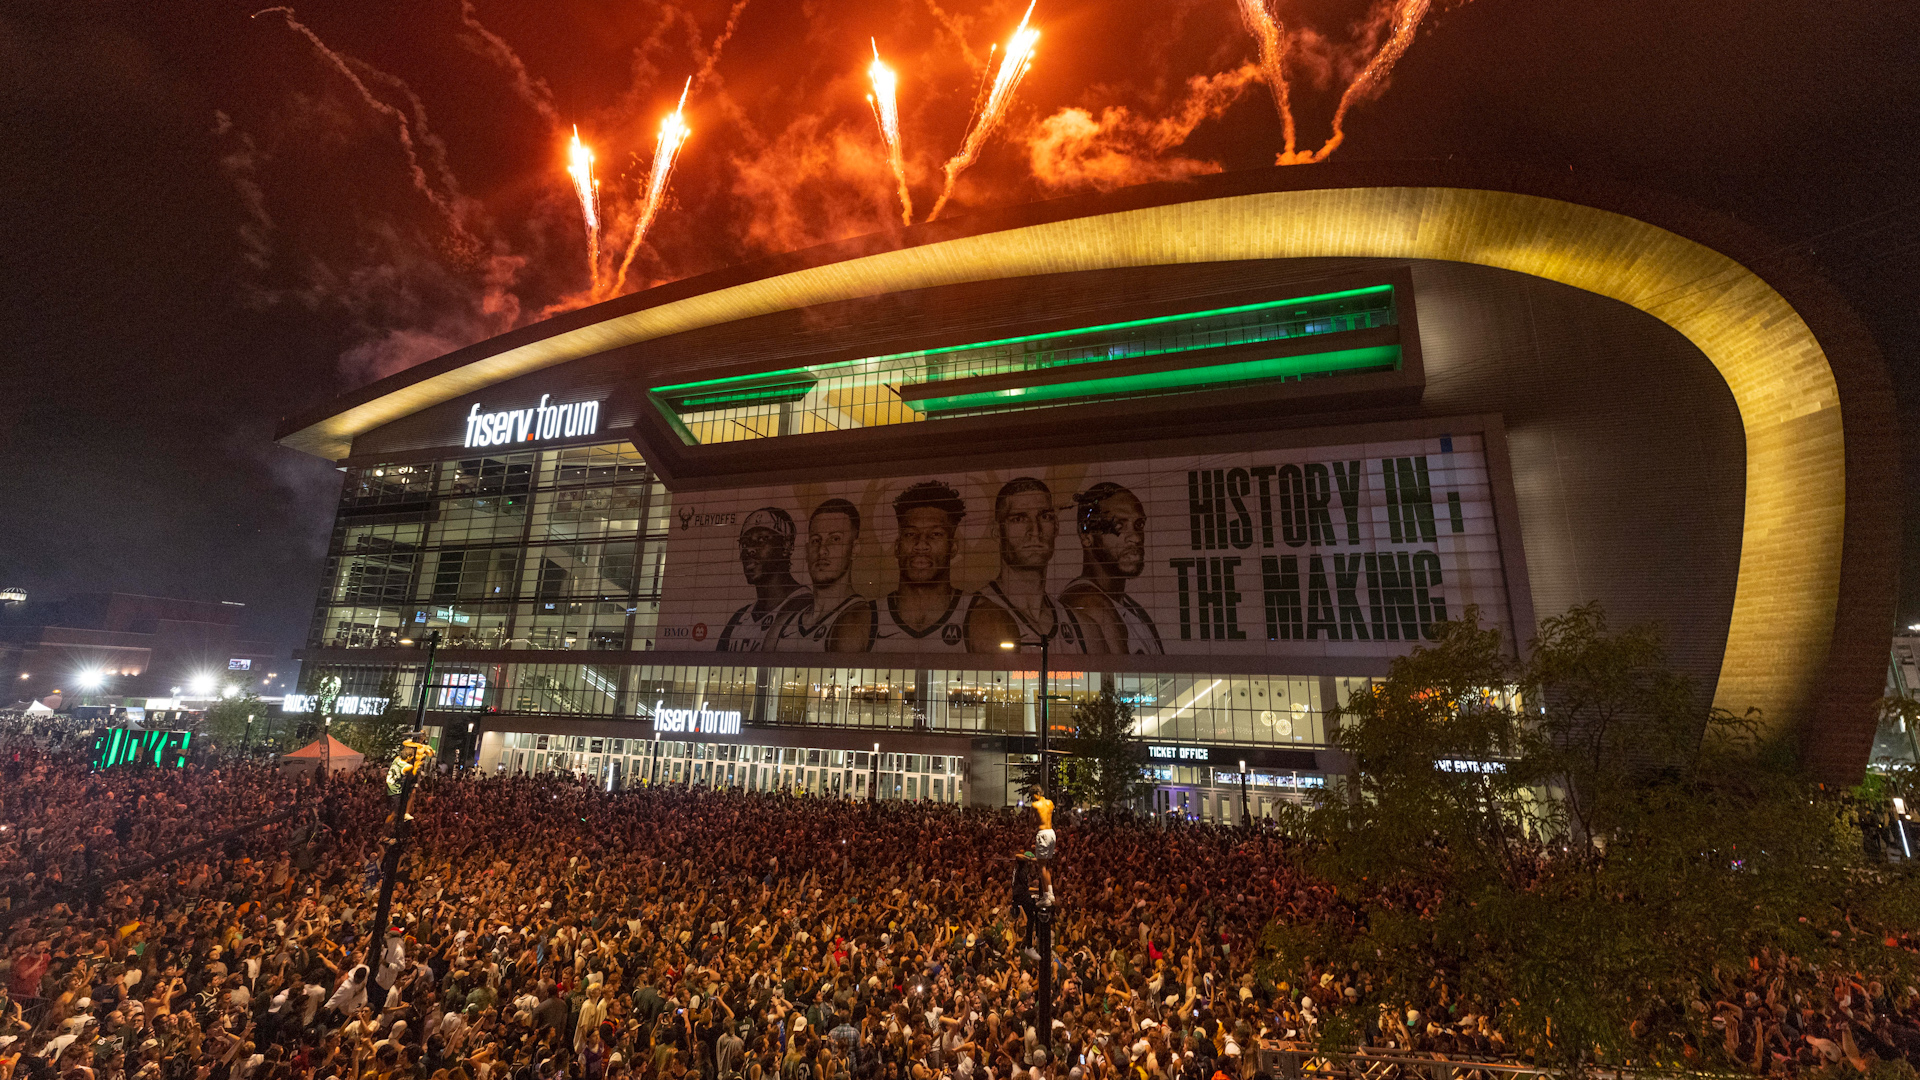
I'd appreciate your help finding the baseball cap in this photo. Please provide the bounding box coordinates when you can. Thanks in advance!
[742,508,794,541]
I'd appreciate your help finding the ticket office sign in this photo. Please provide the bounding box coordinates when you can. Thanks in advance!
[655,435,1510,660]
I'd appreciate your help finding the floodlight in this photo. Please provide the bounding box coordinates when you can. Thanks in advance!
[188,673,216,696]
[76,670,105,691]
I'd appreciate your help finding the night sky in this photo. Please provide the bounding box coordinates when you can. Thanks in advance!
[1,0,1916,662]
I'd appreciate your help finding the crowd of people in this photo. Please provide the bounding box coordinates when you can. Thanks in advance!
[3,733,1920,1080]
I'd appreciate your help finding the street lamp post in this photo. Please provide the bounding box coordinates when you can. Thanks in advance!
[1239,758,1250,828]
[870,742,880,804]
[368,630,440,957]
[1000,630,1056,1056]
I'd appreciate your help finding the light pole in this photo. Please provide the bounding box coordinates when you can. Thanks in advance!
[368,630,440,956]
[1000,630,1056,1055]
[999,632,1055,798]
[1239,758,1250,828]
[870,742,880,804]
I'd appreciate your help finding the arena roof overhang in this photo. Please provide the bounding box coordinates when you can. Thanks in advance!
[275,162,1898,782]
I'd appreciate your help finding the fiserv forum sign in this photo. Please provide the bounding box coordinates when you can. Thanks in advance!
[654,433,1513,660]
[463,395,601,449]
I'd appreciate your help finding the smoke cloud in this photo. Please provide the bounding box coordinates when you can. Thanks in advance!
[223,0,1472,392]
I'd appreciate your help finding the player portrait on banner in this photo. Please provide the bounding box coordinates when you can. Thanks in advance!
[874,480,970,651]
[1062,482,1165,654]
[717,507,806,651]
[769,498,876,652]
[962,477,1086,653]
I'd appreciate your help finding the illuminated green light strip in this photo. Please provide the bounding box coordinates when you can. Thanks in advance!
[911,344,1401,414]
[649,283,1394,395]
[664,384,816,409]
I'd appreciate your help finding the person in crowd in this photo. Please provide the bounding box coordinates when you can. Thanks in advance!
[4,711,1920,1080]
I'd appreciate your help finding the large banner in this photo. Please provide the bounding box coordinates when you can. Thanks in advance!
[656,434,1511,660]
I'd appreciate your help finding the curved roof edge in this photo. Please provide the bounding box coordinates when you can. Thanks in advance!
[274,160,1898,783]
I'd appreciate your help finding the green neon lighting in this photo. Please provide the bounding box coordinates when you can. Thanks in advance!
[872,284,1392,365]
[664,384,816,409]
[911,344,1401,414]
[648,283,1394,396]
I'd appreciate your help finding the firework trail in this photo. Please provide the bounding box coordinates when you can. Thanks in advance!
[613,79,693,296]
[927,3,1039,221]
[567,127,602,295]
[692,0,752,92]
[866,41,914,226]
[253,7,474,244]
[1234,0,1297,159]
[1281,0,1437,165]
[457,0,559,125]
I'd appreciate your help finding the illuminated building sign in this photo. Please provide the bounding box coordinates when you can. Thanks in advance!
[652,701,742,736]
[283,694,390,715]
[437,673,487,709]
[1150,745,1210,761]
[93,728,191,769]
[228,658,252,670]
[463,395,601,449]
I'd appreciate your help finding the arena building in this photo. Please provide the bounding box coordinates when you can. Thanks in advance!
[275,162,1899,809]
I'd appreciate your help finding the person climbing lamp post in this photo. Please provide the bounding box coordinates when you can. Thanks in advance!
[367,630,439,955]
[1002,631,1056,1057]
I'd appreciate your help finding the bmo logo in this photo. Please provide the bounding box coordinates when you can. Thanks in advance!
[661,624,709,643]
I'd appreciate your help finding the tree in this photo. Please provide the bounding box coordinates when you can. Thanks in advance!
[1057,688,1150,810]
[1262,604,1920,1074]
[201,686,265,752]
[333,669,409,761]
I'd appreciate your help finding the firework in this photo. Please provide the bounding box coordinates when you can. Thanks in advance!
[254,6,473,245]
[1308,0,1430,163]
[613,79,693,296]
[1234,0,1296,160]
[1281,0,1436,165]
[927,2,1039,221]
[566,127,601,294]
[866,41,914,226]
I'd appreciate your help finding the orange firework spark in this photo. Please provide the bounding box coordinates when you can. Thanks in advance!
[566,126,601,295]
[613,78,693,296]
[1235,0,1296,159]
[866,40,913,226]
[1304,0,1431,163]
[928,2,1039,221]
[1273,0,1440,165]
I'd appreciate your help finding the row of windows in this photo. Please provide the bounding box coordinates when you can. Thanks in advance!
[305,662,1348,747]
[664,286,1398,446]
[313,444,674,650]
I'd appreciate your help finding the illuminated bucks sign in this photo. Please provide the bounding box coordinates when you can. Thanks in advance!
[463,395,601,449]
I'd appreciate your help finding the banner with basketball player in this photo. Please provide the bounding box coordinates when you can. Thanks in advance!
[654,434,1514,660]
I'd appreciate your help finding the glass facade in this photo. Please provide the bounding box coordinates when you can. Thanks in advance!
[310,445,670,652]
[302,441,1344,806]
[655,284,1399,445]
[299,658,1331,748]
[489,731,967,803]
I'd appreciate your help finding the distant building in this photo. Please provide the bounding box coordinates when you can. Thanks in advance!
[0,593,278,708]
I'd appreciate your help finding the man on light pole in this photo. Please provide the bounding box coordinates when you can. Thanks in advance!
[1002,631,1057,1056]
[368,630,440,955]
